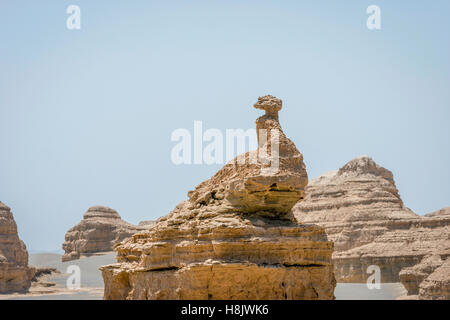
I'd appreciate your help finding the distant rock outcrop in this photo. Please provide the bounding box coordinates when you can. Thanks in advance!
[138,220,156,227]
[294,155,417,231]
[62,206,145,262]
[424,207,450,218]
[293,156,450,285]
[100,95,336,300]
[0,202,34,293]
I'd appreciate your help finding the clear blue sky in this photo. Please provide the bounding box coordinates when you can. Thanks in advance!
[1,1,449,252]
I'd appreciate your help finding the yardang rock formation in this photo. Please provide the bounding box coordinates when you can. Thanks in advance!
[0,202,34,293]
[293,156,450,299]
[100,95,336,300]
[62,206,146,262]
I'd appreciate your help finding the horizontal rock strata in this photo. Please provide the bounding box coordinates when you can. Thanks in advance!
[62,206,145,262]
[294,156,450,284]
[418,258,450,300]
[101,95,336,300]
[0,202,34,293]
[102,216,335,300]
[399,254,443,295]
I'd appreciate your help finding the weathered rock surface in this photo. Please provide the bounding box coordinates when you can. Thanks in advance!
[30,267,59,289]
[62,206,146,262]
[399,254,443,295]
[0,202,34,293]
[100,95,336,300]
[138,220,156,227]
[418,258,450,300]
[397,206,450,299]
[293,156,450,284]
[424,207,450,218]
[331,216,450,283]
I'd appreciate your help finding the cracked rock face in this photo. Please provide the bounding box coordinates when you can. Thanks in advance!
[0,202,34,293]
[100,96,336,300]
[293,157,450,285]
[62,206,146,262]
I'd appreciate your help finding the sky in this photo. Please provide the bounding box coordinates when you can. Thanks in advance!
[0,1,449,252]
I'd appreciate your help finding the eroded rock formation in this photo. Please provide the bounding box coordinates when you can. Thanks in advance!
[138,220,156,227]
[293,157,450,285]
[397,208,450,299]
[100,95,336,300]
[399,254,443,295]
[62,206,145,262]
[424,207,450,218]
[0,202,34,293]
[418,258,450,300]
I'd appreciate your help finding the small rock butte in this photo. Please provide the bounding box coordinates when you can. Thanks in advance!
[62,206,146,262]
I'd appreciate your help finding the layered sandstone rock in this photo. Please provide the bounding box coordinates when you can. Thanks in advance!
[293,155,419,257]
[418,258,450,300]
[0,202,34,293]
[424,207,450,218]
[293,157,450,284]
[397,208,450,298]
[331,215,449,283]
[62,206,145,262]
[100,95,336,300]
[399,255,443,295]
[138,220,156,227]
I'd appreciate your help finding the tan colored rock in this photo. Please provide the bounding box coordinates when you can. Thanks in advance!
[331,216,449,283]
[293,156,450,284]
[189,95,308,218]
[418,258,450,300]
[138,220,156,227]
[294,156,417,230]
[424,207,450,218]
[62,206,145,262]
[100,95,336,300]
[0,202,34,293]
[399,255,443,295]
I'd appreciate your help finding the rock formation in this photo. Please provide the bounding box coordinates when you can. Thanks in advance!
[62,206,146,262]
[0,202,34,293]
[399,254,444,295]
[424,207,450,218]
[397,207,450,299]
[293,156,450,284]
[418,258,450,300]
[100,95,336,300]
[138,220,156,227]
[30,267,59,290]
